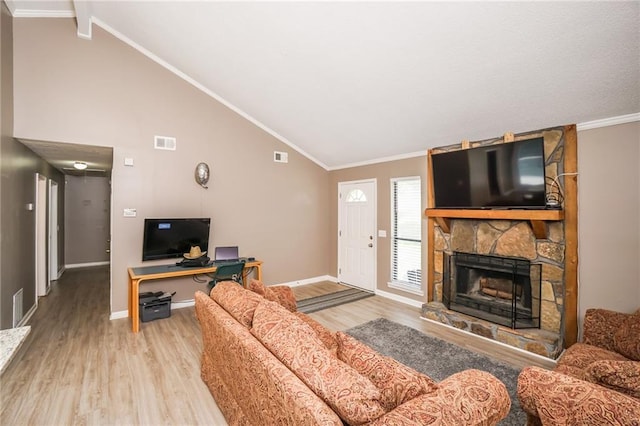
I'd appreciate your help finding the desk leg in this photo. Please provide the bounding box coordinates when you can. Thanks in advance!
[130,279,140,333]
[255,264,262,281]
[241,265,261,287]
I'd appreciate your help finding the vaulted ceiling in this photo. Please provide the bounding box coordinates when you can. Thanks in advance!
[6,1,640,170]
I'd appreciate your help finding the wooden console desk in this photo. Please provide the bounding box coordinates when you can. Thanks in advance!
[127,260,263,333]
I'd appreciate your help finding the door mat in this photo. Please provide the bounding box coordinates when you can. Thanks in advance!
[297,288,374,313]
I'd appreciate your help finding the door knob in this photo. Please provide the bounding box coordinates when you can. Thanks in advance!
[368,243,373,248]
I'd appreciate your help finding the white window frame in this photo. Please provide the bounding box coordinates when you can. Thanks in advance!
[389,176,423,295]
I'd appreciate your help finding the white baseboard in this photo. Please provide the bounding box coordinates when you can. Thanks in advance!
[275,275,338,288]
[109,299,197,321]
[108,275,423,319]
[375,288,424,308]
[18,303,37,327]
[66,261,110,269]
[110,310,128,320]
[53,266,65,280]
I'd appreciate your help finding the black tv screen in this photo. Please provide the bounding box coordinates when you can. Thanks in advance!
[431,137,546,209]
[142,218,211,261]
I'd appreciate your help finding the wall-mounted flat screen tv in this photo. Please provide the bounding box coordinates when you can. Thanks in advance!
[142,218,211,261]
[431,137,546,209]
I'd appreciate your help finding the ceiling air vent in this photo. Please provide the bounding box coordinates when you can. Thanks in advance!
[154,135,177,151]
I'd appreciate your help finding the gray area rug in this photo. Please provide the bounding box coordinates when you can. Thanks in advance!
[347,318,524,425]
[297,288,374,313]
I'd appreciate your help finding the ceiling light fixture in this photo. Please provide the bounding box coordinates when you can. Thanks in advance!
[74,161,88,170]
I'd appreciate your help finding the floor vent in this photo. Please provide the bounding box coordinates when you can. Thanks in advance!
[154,135,177,151]
[13,289,24,327]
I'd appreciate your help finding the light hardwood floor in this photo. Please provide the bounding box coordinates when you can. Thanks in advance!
[1,268,553,425]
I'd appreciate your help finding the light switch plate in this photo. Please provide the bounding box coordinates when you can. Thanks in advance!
[124,157,134,166]
[378,230,387,237]
[123,208,137,217]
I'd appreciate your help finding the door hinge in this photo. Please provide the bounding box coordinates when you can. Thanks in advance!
[339,268,341,275]
[339,230,342,237]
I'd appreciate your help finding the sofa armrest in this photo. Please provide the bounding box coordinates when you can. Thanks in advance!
[368,370,510,426]
[518,366,640,426]
[583,308,631,351]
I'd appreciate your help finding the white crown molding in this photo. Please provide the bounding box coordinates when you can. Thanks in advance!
[73,0,92,40]
[91,18,329,171]
[577,112,640,131]
[4,0,75,18]
[329,150,427,171]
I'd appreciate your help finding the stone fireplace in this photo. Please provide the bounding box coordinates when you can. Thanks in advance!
[422,126,578,359]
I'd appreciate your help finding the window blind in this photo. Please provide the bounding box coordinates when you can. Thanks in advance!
[391,177,422,291]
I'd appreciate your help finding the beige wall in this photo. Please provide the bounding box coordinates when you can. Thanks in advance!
[1,5,66,329]
[64,176,111,265]
[577,121,640,323]
[329,156,427,302]
[12,18,331,313]
[6,15,639,325]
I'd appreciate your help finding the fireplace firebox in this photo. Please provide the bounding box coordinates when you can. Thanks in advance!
[443,252,541,329]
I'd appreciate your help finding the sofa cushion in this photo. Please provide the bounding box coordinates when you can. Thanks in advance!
[294,312,339,356]
[251,300,386,425]
[585,359,640,398]
[248,279,297,312]
[247,278,267,296]
[210,281,263,328]
[557,342,628,371]
[613,313,640,361]
[336,331,438,412]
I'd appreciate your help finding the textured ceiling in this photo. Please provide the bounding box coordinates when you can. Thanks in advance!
[6,1,640,170]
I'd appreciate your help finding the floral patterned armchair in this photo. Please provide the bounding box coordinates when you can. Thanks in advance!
[517,308,640,425]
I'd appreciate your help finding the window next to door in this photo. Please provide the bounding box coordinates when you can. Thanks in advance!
[390,177,423,295]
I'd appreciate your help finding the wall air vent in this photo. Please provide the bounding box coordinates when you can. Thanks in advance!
[13,288,24,327]
[274,151,288,163]
[154,136,177,151]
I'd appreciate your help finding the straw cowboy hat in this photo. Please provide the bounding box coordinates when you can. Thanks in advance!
[184,245,206,259]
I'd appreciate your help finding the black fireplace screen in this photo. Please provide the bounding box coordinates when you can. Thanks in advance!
[443,251,541,329]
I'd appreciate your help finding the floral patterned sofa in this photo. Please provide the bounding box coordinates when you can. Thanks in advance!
[517,308,640,425]
[195,280,511,425]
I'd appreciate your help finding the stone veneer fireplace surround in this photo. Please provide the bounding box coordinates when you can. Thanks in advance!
[422,126,578,359]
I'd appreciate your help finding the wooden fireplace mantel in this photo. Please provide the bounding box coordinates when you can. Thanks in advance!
[424,208,564,239]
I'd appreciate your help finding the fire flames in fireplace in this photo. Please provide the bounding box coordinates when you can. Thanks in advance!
[443,252,541,329]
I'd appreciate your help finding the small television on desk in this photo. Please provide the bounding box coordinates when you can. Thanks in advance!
[431,137,546,209]
[142,218,211,261]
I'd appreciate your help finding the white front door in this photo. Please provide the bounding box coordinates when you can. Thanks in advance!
[338,180,376,291]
